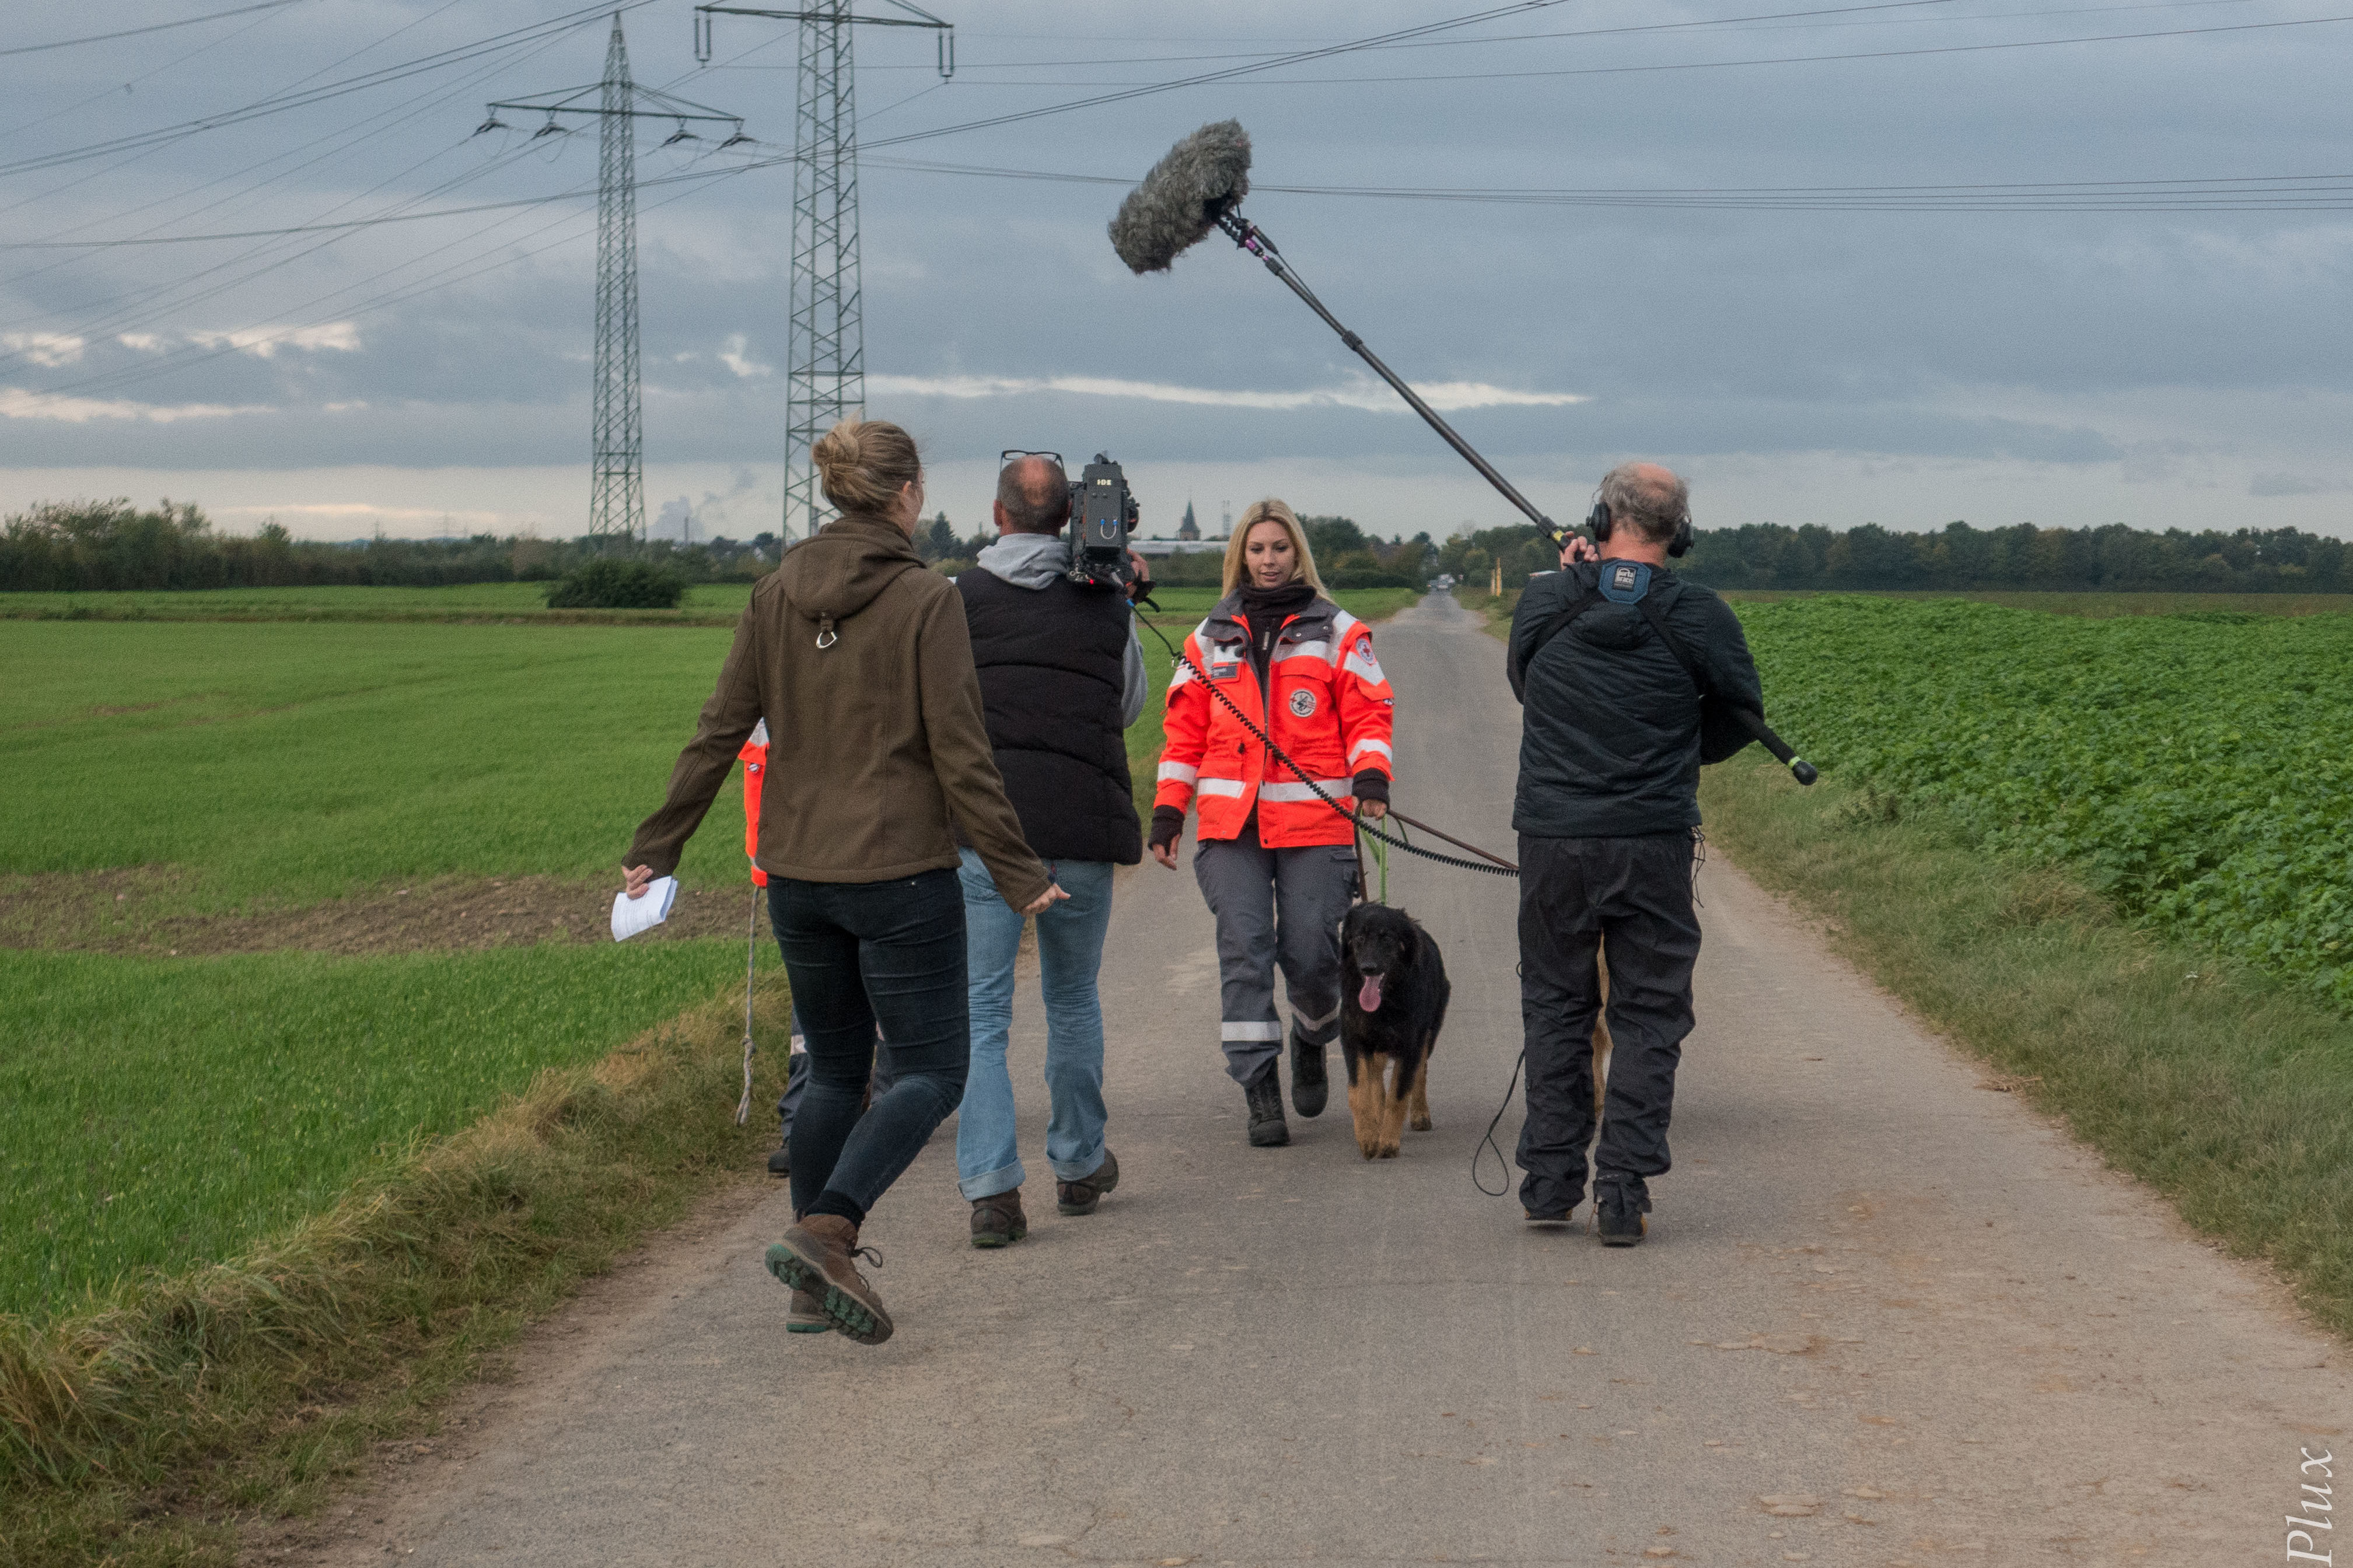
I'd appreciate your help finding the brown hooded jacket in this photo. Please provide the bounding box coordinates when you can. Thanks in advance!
[623,513,1051,908]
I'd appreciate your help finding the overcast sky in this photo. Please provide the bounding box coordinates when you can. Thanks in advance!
[2,0,2349,542]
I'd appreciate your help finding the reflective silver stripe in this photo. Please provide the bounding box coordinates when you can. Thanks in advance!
[1348,738,1393,762]
[1297,1003,1340,1029]
[1332,609,1360,639]
[1275,639,1331,664]
[1344,648,1386,684]
[1222,1021,1283,1041]
[1157,761,1199,783]
[1197,778,1247,798]
[1258,778,1354,803]
[1168,660,1198,688]
[750,719,770,746]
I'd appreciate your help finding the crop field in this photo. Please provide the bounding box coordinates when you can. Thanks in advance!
[1736,596,2353,1010]
[1721,588,2353,618]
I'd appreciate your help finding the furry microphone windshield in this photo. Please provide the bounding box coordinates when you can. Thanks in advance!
[1108,119,1252,274]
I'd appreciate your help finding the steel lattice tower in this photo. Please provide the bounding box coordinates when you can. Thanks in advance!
[482,17,747,550]
[697,4,951,542]
[785,10,858,546]
[591,18,643,550]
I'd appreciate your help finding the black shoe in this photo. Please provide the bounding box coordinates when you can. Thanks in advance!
[1594,1176,1651,1247]
[1289,1028,1328,1118]
[767,1145,791,1178]
[1243,1060,1290,1147]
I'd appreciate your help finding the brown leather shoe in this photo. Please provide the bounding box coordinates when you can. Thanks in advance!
[1057,1149,1120,1216]
[970,1189,1028,1248]
[765,1215,893,1344]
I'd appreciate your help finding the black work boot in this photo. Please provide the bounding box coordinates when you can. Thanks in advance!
[1243,1059,1290,1147]
[1594,1174,1651,1247]
[1289,1027,1328,1119]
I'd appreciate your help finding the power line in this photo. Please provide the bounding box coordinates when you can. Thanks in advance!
[0,1,310,58]
[0,0,658,181]
[1159,10,2353,86]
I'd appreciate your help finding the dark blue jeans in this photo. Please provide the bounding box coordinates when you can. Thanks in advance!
[769,868,969,1221]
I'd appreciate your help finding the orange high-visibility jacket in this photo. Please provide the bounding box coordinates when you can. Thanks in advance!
[738,720,768,888]
[1155,592,1394,848]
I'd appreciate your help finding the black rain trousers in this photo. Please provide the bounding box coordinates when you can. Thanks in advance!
[1515,831,1702,1217]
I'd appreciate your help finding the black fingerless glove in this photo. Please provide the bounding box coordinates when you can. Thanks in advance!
[1351,771,1390,807]
[1149,805,1184,852]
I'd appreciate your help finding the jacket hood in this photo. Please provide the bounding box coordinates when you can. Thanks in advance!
[775,513,922,624]
[974,530,1071,590]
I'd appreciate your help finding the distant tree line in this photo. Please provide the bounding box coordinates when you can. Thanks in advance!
[1134,516,1432,590]
[1435,518,2353,595]
[0,498,781,593]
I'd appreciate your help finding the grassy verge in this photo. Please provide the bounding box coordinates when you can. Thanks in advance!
[1700,754,2353,1338]
[2,940,744,1318]
[0,965,791,1568]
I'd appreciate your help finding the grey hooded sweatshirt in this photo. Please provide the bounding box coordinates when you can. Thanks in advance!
[971,530,1149,727]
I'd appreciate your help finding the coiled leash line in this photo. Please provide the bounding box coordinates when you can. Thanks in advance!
[1137,612,1519,878]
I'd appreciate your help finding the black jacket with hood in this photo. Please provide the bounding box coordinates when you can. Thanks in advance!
[1505,559,1764,839]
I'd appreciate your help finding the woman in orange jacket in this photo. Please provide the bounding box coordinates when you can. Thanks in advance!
[1148,499,1396,1147]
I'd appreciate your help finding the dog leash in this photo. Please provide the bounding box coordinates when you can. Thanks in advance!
[1137,610,1520,878]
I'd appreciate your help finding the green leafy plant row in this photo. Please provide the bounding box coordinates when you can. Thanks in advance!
[1736,597,2353,1010]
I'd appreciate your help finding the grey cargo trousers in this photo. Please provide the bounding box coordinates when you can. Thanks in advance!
[1193,818,1358,1085]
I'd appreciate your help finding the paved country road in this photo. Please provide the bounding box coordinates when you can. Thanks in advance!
[284,593,2347,1567]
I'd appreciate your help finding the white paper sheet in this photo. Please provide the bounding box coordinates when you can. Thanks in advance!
[610,876,678,942]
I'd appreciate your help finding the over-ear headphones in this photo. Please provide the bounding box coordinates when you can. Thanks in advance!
[1587,491,1694,558]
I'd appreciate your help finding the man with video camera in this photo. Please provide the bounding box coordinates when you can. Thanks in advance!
[950,452,1151,1248]
[1506,461,1763,1246]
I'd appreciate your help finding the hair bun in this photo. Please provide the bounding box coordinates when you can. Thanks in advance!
[807,418,922,517]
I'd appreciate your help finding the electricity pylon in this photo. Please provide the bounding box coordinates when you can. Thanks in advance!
[695,2,952,543]
[480,15,749,550]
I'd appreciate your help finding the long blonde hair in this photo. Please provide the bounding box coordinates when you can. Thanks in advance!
[1220,498,1324,597]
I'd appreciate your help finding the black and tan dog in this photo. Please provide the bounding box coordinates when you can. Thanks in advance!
[1337,902,1452,1160]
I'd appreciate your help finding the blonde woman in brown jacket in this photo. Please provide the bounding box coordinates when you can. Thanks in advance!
[623,418,1064,1345]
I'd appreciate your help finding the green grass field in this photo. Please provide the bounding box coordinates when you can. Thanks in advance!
[1,942,740,1320]
[3,620,753,913]
[0,581,754,624]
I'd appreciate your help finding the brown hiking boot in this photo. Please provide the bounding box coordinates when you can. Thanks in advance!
[1056,1149,1120,1216]
[969,1189,1028,1248]
[765,1215,892,1345]
[785,1286,832,1334]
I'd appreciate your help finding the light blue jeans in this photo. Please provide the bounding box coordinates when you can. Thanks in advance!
[955,848,1116,1201]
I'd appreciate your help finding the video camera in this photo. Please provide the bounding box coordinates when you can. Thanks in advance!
[1064,453,1139,593]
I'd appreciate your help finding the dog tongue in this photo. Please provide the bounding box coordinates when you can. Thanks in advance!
[1358,975,1383,1012]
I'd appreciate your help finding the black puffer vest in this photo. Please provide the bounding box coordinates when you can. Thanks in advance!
[956,568,1141,865]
